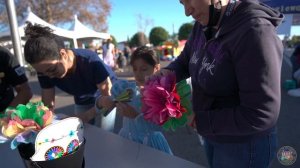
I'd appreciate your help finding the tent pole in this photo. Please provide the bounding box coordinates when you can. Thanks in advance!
[73,38,78,48]
[5,0,24,66]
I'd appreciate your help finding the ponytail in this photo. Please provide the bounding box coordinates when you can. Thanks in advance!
[24,22,64,64]
[25,22,54,39]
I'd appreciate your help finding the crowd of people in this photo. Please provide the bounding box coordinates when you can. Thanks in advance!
[1,0,292,167]
[90,39,131,73]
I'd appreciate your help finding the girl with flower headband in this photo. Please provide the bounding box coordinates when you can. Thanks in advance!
[96,46,172,154]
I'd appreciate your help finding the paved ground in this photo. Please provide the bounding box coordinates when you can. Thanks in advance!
[27,50,300,168]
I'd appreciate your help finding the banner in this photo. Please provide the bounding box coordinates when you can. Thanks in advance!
[260,0,300,14]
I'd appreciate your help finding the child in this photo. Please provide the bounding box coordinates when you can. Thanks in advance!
[96,46,173,154]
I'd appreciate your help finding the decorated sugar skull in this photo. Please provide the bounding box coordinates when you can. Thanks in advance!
[31,117,84,161]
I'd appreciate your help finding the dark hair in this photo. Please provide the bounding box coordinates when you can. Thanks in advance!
[130,46,159,67]
[24,22,65,64]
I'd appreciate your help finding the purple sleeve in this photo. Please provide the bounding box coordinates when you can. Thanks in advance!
[165,41,191,82]
[165,23,201,82]
[197,24,283,136]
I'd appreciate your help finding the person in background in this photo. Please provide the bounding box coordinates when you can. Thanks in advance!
[123,43,131,63]
[23,23,117,131]
[0,46,32,113]
[96,45,104,61]
[290,45,300,82]
[116,51,127,72]
[287,45,300,97]
[102,37,116,69]
[149,0,283,167]
[95,46,173,154]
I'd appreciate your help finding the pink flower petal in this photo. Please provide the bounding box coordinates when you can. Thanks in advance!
[141,72,186,125]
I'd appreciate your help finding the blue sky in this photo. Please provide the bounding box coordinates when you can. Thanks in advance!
[107,0,194,42]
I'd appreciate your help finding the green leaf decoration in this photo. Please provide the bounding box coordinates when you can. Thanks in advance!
[163,80,192,131]
[163,113,188,131]
[0,113,6,119]
[9,102,46,127]
[115,88,133,102]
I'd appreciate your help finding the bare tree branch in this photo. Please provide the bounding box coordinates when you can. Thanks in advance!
[0,0,111,32]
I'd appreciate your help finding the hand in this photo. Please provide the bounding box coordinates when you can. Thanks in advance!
[115,102,138,119]
[97,96,115,112]
[187,113,196,129]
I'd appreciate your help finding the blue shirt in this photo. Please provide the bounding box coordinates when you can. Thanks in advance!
[38,49,117,105]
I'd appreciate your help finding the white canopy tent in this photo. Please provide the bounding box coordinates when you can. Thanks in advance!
[0,10,76,44]
[72,15,110,40]
[0,9,110,48]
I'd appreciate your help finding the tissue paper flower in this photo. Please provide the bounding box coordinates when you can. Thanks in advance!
[114,88,134,102]
[141,72,192,130]
[0,101,53,139]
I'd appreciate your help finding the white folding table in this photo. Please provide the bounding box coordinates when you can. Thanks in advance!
[0,123,203,168]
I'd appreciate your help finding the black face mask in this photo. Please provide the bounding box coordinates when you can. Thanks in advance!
[207,1,222,27]
[204,27,217,40]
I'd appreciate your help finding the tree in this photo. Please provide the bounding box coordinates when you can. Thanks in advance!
[178,22,194,40]
[136,14,153,35]
[149,27,169,47]
[129,32,149,48]
[0,0,111,31]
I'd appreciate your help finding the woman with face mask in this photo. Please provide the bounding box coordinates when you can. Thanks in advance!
[150,0,284,167]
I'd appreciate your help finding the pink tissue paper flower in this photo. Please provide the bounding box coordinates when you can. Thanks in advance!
[141,72,186,125]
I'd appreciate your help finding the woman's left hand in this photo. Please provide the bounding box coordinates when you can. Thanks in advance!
[115,102,138,119]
